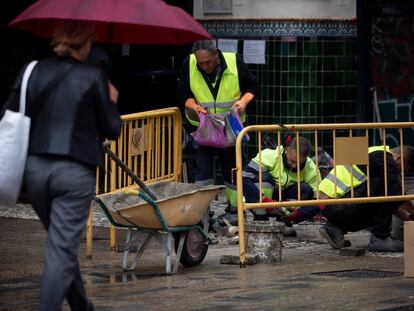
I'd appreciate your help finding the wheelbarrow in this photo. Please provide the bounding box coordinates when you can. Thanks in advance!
[94,143,223,274]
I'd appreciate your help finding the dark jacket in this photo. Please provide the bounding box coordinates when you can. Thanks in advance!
[2,56,121,167]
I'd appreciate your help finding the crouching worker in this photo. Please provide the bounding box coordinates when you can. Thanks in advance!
[242,136,322,227]
[319,145,414,252]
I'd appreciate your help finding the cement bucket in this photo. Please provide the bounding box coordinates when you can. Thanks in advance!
[245,220,284,263]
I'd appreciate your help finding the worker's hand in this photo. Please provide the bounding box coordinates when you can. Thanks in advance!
[185,98,207,114]
[232,100,246,115]
[232,92,254,114]
[266,207,283,217]
[194,105,207,114]
[261,196,283,217]
[108,81,118,103]
[262,196,275,203]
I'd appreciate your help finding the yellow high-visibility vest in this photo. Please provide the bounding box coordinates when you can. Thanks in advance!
[319,145,390,198]
[249,147,320,194]
[186,52,242,126]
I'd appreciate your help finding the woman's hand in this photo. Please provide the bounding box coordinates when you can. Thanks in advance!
[108,81,118,103]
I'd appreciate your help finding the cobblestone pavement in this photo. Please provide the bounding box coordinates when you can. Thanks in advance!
[0,190,404,259]
[0,189,411,311]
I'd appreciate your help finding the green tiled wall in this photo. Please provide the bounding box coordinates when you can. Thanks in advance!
[238,37,358,155]
[246,37,357,126]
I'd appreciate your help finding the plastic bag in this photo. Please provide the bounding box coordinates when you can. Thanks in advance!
[191,113,230,149]
[226,109,249,144]
[224,115,237,146]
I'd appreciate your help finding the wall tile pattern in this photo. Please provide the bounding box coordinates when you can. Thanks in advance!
[201,20,358,153]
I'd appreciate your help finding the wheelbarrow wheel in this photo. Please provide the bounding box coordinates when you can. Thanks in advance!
[173,223,208,267]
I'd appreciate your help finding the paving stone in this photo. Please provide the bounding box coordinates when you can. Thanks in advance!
[339,246,366,256]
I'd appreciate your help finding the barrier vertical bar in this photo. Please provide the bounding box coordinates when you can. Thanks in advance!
[161,116,166,178]
[236,129,246,266]
[365,129,371,196]
[155,116,160,179]
[314,130,320,199]
[400,128,405,194]
[258,131,263,203]
[168,115,172,178]
[349,129,354,198]
[333,130,337,197]
[277,131,282,201]
[295,130,301,201]
[383,128,388,196]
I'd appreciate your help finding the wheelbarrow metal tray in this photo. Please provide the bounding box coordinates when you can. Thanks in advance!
[98,181,222,229]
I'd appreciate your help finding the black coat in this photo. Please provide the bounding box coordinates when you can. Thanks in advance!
[3,56,121,167]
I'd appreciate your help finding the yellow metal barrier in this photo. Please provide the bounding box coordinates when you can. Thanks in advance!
[87,107,182,257]
[235,122,414,266]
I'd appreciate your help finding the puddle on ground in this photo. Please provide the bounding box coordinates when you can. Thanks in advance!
[0,275,40,293]
[84,271,168,284]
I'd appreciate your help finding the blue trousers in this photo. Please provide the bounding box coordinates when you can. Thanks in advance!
[194,144,235,186]
[25,155,95,311]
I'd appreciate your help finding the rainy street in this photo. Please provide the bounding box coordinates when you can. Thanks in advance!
[2,1,414,310]
[1,199,413,311]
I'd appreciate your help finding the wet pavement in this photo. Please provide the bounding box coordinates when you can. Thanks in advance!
[1,198,414,311]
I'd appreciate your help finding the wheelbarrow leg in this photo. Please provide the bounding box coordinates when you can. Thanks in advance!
[203,208,210,233]
[123,230,153,271]
[122,228,133,270]
[166,233,172,274]
[153,232,175,274]
[173,233,186,274]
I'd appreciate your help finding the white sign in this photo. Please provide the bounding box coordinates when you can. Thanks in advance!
[122,44,130,56]
[218,39,238,53]
[243,40,266,64]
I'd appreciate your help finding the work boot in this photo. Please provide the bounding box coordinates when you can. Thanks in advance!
[319,223,345,249]
[367,235,404,252]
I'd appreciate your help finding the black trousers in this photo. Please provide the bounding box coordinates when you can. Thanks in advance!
[322,151,402,238]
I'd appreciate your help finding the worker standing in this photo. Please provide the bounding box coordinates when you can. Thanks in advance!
[178,40,257,225]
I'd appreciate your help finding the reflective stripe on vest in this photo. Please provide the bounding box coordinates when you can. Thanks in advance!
[186,52,241,126]
[319,145,390,198]
[321,165,367,198]
[368,146,390,153]
[254,182,274,199]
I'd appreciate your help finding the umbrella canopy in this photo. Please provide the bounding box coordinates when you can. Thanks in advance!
[9,0,212,45]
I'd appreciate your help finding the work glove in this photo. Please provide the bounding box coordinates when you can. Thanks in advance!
[261,196,284,217]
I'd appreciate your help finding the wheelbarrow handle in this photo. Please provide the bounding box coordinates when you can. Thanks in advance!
[102,141,158,201]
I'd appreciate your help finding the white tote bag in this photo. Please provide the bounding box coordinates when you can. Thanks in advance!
[0,60,38,206]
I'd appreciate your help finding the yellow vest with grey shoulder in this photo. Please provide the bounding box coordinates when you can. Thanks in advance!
[252,147,320,194]
[242,147,321,202]
[186,52,243,127]
[319,146,390,198]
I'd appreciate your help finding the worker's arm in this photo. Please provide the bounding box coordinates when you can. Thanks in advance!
[303,159,322,194]
[232,55,257,115]
[394,200,414,221]
[394,207,414,221]
[232,92,254,115]
[185,98,207,114]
